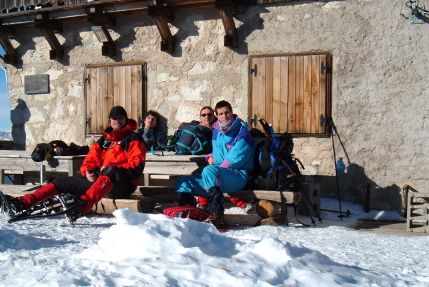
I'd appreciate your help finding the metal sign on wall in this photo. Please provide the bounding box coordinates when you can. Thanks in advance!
[24,74,50,94]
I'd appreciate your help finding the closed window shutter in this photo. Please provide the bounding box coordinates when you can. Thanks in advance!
[249,53,331,135]
[85,63,146,134]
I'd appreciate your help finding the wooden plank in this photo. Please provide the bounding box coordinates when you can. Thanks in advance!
[311,54,320,133]
[92,196,156,215]
[272,56,281,132]
[113,65,120,107]
[143,162,203,175]
[100,67,109,130]
[106,66,114,118]
[139,64,145,127]
[130,65,139,122]
[125,65,132,114]
[119,66,126,108]
[319,54,327,134]
[250,57,258,128]
[90,68,98,133]
[295,55,304,133]
[280,56,289,133]
[0,157,84,174]
[257,57,266,129]
[288,56,296,132]
[224,214,260,226]
[265,57,273,126]
[303,55,312,133]
[139,186,301,204]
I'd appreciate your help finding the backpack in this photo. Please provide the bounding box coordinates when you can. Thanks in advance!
[174,122,212,155]
[251,119,304,191]
[31,143,53,162]
[31,140,90,164]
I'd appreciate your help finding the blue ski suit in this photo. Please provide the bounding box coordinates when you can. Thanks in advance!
[176,115,254,196]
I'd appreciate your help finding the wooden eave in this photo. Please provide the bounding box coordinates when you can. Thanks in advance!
[0,0,248,63]
[0,0,219,25]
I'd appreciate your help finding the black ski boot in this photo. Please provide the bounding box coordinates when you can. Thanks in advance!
[205,186,226,228]
[59,193,83,223]
[0,191,27,219]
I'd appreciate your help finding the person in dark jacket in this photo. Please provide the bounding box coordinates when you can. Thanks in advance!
[1,106,146,222]
[139,110,167,151]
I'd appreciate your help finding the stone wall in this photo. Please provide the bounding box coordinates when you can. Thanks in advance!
[2,0,428,211]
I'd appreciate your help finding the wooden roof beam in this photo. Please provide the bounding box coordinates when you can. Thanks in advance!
[0,25,17,65]
[215,0,238,49]
[34,13,64,61]
[148,4,175,54]
[87,6,116,57]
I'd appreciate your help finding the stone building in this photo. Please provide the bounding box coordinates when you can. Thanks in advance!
[0,0,428,212]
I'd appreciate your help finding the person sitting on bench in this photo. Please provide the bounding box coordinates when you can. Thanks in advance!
[138,110,167,151]
[176,100,255,224]
[1,106,146,222]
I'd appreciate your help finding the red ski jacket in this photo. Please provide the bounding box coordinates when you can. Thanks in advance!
[80,119,146,184]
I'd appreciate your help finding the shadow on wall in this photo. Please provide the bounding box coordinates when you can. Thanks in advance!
[311,117,405,215]
[157,113,169,139]
[10,99,30,150]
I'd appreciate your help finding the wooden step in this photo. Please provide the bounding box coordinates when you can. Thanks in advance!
[92,195,156,215]
[139,186,301,204]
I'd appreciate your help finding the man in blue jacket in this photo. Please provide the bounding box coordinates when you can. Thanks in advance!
[176,100,254,223]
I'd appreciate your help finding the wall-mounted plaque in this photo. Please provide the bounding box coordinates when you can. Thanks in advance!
[24,74,50,94]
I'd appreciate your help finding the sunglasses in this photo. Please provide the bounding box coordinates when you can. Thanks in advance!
[200,113,213,117]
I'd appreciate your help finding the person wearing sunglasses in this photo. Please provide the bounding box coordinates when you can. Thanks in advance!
[198,106,216,129]
[176,100,255,225]
[1,106,147,223]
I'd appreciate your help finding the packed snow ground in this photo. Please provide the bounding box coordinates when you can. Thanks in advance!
[0,199,428,287]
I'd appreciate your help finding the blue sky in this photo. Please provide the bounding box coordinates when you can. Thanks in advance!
[0,46,11,132]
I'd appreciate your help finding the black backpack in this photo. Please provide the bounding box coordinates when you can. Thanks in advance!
[31,140,89,164]
[31,143,53,162]
[251,119,304,191]
[174,122,212,155]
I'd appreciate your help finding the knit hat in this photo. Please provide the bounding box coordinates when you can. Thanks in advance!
[108,106,128,120]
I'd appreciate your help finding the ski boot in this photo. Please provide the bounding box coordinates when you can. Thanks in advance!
[58,193,83,223]
[0,191,28,219]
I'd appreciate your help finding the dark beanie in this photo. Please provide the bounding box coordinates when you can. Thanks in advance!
[108,106,128,119]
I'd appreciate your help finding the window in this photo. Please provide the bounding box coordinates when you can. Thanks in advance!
[84,63,147,134]
[249,52,331,135]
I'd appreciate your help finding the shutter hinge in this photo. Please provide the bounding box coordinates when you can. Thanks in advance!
[249,64,257,76]
[85,74,91,84]
[321,61,331,75]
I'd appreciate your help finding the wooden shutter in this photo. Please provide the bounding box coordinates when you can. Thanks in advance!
[85,63,146,134]
[249,53,331,135]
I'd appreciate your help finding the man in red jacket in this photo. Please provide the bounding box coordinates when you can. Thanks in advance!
[1,106,146,222]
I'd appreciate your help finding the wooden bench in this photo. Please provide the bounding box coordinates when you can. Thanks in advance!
[0,150,85,184]
[143,152,206,186]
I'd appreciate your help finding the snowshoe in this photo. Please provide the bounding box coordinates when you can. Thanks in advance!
[2,193,82,224]
[0,191,28,219]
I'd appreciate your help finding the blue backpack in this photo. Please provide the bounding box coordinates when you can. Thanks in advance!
[174,122,212,155]
[252,119,304,191]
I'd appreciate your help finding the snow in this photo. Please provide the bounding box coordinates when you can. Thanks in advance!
[0,199,428,287]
